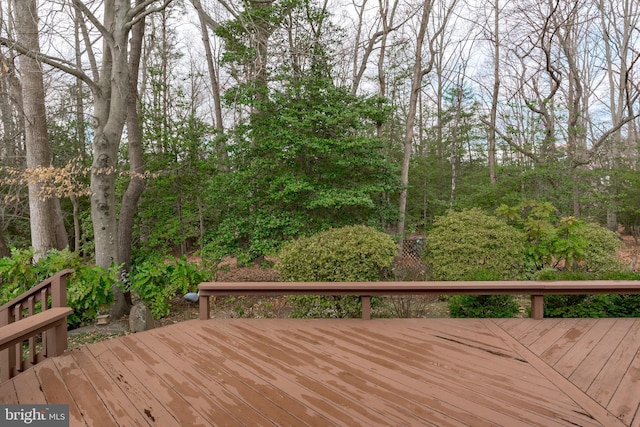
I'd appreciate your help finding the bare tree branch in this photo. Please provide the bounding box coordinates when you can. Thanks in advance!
[0,35,98,93]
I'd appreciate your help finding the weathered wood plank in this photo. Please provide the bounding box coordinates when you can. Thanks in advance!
[587,319,640,406]
[539,318,596,365]
[70,345,154,425]
[569,319,636,391]
[486,320,626,427]
[0,377,16,403]
[165,321,396,426]
[105,337,214,427]
[51,351,118,427]
[553,318,617,378]
[528,318,582,355]
[12,369,46,404]
[33,362,86,426]
[205,321,482,426]
[216,320,601,426]
[5,318,640,426]
[118,333,245,426]
[86,340,182,426]
[607,349,640,425]
[136,327,302,426]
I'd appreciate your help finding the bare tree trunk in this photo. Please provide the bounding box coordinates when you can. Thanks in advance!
[70,195,81,252]
[488,0,499,185]
[0,227,10,258]
[13,0,58,260]
[192,0,226,162]
[52,196,69,249]
[398,0,454,248]
[116,0,149,316]
[398,0,438,250]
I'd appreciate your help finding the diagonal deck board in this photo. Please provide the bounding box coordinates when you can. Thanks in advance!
[1,318,640,426]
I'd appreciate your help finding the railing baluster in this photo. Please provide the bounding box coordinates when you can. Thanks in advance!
[0,269,74,380]
[0,309,13,382]
[28,297,37,365]
[13,304,23,375]
[41,288,49,357]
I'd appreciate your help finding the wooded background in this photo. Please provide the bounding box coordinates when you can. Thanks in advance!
[0,0,639,280]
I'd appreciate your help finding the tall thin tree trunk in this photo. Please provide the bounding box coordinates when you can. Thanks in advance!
[116,0,148,315]
[398,0,437,250]
[0,228,10,258]
[193,0,226,162]
[52,197,69,249]
[14,0,58,260]
[488,0,499,185]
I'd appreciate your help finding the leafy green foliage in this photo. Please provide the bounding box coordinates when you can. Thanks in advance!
[207,80,399,260]
[0,248,116,328]
[447,269,520,318]
[496,200,624,274]
[538,270,640,318]
[208,0,399,261]
[0,248,39,302]
[425,208,525,281]
[573,222,625,273]
[449,295,520,318]
[276,225,396,318]
[129,255,207,319]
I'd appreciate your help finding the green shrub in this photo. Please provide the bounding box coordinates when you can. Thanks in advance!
[424,211,524,319]
[449,295,520,318]
[447,269,520,318]
[0,248,116,329]
[276,225,396,318]
[129,255,206,319]
[425,208,525,281]
[497,201,625,275]
[573,222,625,273]
[539,270,640,318]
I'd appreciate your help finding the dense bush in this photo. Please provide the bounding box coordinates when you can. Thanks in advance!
[425,208,525,281]
[0,248,117,328]
[573,222,625,273]
[446,269,521,318]
[424,211,524,318]
[497,201,625,275]
[276,225,396,318]
[129,255,207,319]
[538,270,640,318]
[449,295,520,318]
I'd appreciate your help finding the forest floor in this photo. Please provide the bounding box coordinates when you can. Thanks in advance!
[67,234,640,349]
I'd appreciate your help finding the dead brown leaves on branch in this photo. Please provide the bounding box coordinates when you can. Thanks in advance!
[0,157,156,203]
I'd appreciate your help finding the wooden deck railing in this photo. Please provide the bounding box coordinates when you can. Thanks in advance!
[198,280,640,321]
[0,269,74,382]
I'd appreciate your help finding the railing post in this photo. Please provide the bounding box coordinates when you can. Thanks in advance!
[361,296,371,320]
[46,318,69,357]
[531,295,544,320]
[0,309,14,382]
[199,294,210,320]
[51,272,68,308]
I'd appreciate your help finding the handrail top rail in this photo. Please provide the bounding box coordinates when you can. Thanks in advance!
[0,269,75,313]
[199,280,640,295]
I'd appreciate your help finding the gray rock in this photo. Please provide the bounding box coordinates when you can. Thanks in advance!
[183,292,199,302]
[129,303,155,333]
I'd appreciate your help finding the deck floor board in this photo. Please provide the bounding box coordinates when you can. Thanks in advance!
[2,318,640,426]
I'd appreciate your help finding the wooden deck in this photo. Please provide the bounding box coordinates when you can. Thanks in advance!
[1,318,639,426]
